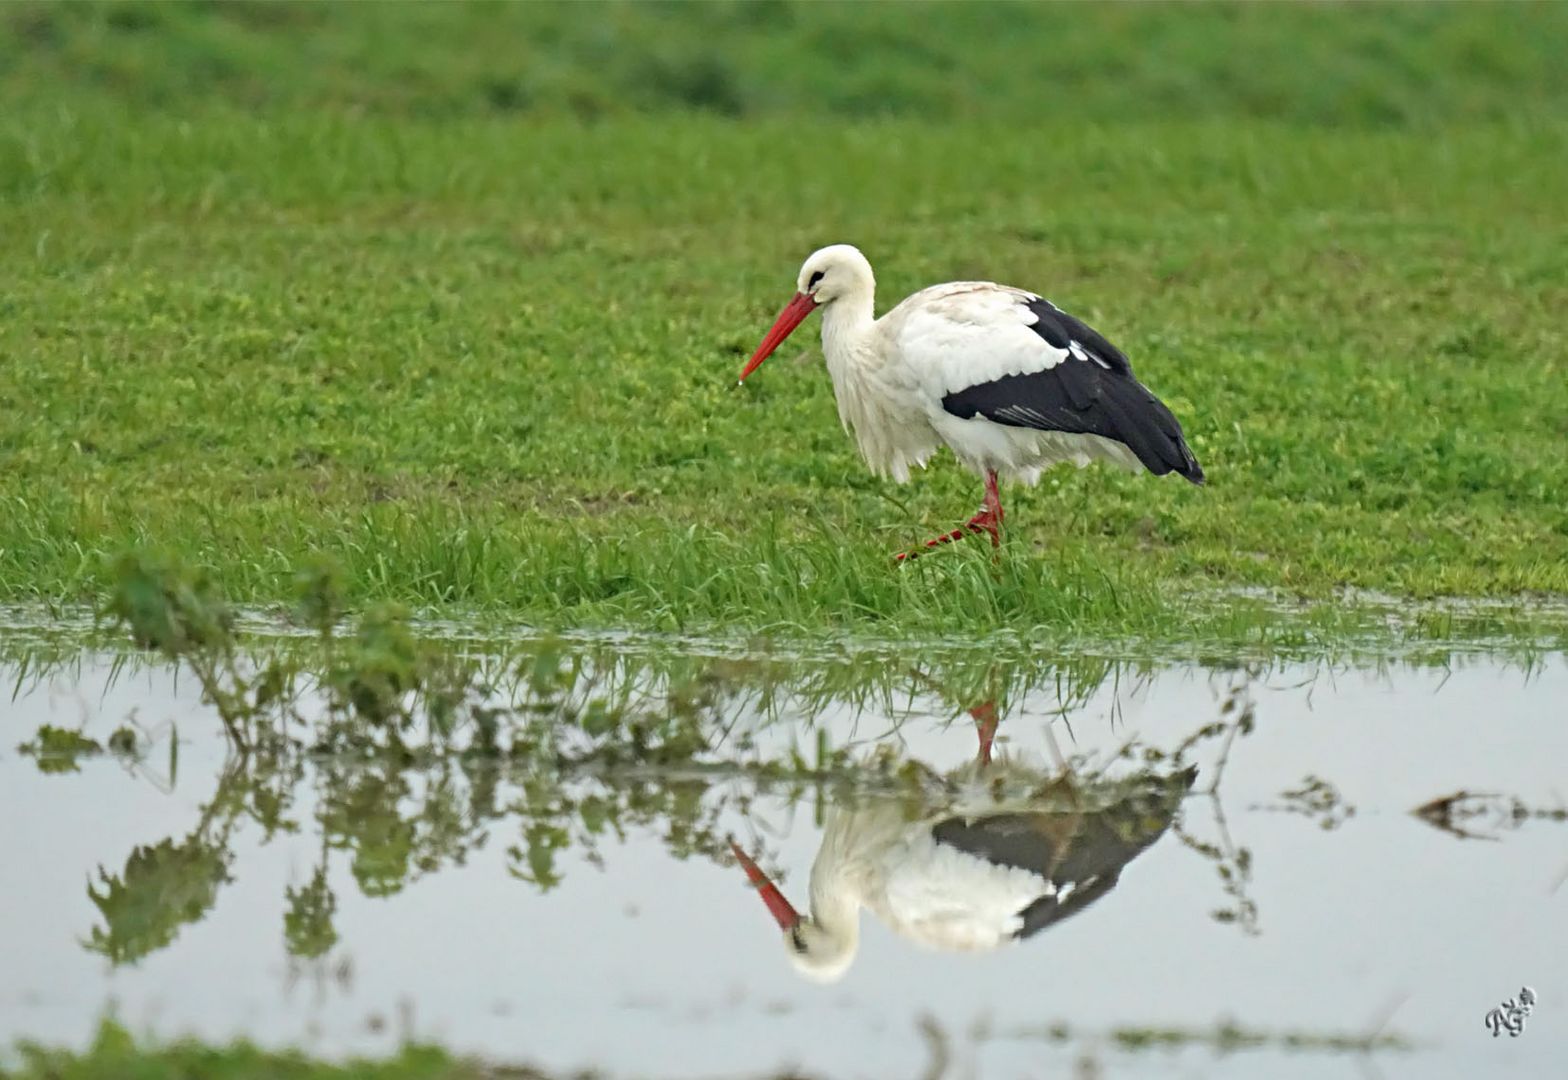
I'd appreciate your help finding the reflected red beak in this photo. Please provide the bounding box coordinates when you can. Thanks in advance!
[729,840,801,929]
[738,292,818,383]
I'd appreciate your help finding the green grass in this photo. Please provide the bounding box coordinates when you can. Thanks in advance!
[1,1016,1410,1080]
[6,1,1567,126]
[3,1021,568,1080]
[1,3,1566,644]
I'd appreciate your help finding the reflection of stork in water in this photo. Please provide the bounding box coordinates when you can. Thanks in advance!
[731,706,1196,982]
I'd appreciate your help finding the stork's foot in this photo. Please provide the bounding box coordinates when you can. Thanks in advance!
[894,508,1002,562]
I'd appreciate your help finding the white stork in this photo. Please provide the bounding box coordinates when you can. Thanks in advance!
[739,245,1204,558]
[729,710,1197,983]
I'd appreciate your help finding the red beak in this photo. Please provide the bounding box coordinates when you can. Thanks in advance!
[730,840,801,929]
[738,292,818,383]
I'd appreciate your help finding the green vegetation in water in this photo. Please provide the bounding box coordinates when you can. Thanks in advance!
[0,1016,1409,1080]
[987,1017,1409,1055]
[1,3,1566,647]
[14,725,107,774]
[1250,775,1357,831]
[1100,1020,1409,1055]
[1412,789,1568,841]
[2,1020,571,1080]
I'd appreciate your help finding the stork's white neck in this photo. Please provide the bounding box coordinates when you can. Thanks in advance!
[817,283,877,370]
[818,282,879,433]
[812,275,937,484]
[808,878,862,957]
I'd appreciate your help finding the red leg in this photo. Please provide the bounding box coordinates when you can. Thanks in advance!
[980,470,1004,548]
[895,470,1004,562]
[971,700,999,766]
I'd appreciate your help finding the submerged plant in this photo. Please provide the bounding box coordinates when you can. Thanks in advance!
[15,725,103,774]
[284,863,339,960]
[84,833,234,965]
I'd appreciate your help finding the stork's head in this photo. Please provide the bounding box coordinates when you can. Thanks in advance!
[729,840,857,984]
[738,244,875,383]
[794,243,874,306]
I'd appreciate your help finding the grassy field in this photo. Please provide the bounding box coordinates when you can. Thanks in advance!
[6,1,1567,124]
[2,2,1566,642]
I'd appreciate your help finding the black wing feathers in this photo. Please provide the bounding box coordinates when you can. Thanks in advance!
[931,765,1199,942]
[941,298,1204,484]
[1026,299,1131,374]
[930,813,1066,883]
[1013,873,1121,940]
[929,810,1135,942]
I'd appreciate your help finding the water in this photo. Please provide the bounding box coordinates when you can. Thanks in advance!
[2,639,1563,1079]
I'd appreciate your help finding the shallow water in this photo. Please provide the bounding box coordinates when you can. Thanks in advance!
[2,640,1564,1079]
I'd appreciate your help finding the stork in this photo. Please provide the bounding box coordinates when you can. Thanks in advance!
[739,245,1204,559]
[729,708,1197,983]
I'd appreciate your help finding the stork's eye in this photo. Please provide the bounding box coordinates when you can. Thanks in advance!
[789,925,807,953]
[807,270,825,290]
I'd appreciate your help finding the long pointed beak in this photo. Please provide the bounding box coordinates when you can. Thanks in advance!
[729,840,801,929]
[738,292,818,383]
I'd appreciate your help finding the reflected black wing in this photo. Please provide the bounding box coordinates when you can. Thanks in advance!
[929,810,1134,941]
[931,765,1197,941]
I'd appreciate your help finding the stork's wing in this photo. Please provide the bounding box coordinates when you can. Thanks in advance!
[889,285,1204,483]
[929,764,1199,942]
[929,812,1078,883]
[878,836,1055,949]
[1012,869,1122,939]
